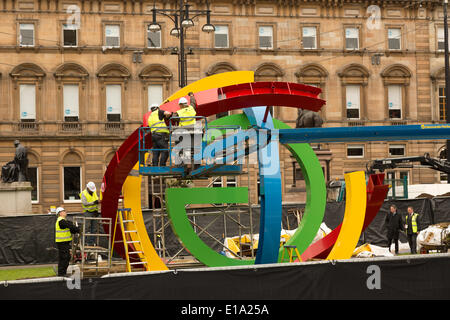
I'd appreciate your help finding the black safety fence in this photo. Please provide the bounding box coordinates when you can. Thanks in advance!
[1,254,449,300]
[0,197,449,266]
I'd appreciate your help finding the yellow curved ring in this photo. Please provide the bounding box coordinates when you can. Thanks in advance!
[326,171,367,260]
[122,71,255,271]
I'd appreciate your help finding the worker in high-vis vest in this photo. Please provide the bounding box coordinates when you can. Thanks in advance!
[79,181,99,246]
[405,206,419,254]
[55,207,80,276]
[147,104,172,166]
[175,97,196,127]
[173,97,198,165]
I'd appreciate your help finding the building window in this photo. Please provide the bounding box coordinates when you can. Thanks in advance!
[259,26,273,49]
[388,85,402,119]
[63,166,81,201]
[226,176,237,188]
[20,84,36,121]
[147,28,161,48]
[212,178,223,188]
[63,24,77,47]
[148,84,163,111]
[214,25,229,48]
[105,25,120,47]
[345,27,359,50]
[302,26,317,49]
[19,23,34,46]
[439,86,446,121]
[345,85,360,119]
[399,171,409,182]
[63,84,79,121]
[381,64,411,120]
[106,84,122,121]
[437,27,448,51]
[347,145,364,158]
[388,28,401,50]
[389,144,405,157]
[27,167,39,203]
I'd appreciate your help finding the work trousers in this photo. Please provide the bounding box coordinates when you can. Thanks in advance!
[407,233,418,254]
[387,236,400,254]
[57,241,71,276]
[151,133,169,166]
[84,210,99,245]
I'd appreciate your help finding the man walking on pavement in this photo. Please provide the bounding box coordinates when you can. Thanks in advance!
[55,207,80,276]
[405,206,419,254]
[80,181,99,246]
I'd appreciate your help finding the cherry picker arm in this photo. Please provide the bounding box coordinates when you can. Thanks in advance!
[366,153,450,175]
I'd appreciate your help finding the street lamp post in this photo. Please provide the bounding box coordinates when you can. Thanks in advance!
[149,0,215,88]
[444,0,450,182]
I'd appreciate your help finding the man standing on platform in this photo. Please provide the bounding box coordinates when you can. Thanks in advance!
[147,104,172,166]
[80,181,99,246]
[173,97,198,165]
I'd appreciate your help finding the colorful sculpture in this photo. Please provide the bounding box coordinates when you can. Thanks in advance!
[101,71,450,270]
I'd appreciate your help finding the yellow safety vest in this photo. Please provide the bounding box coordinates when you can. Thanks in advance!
[55,216,72,243]
[79,189,99,213]
[405,213,418,233]
[177,106,196,127]
[147,111,169,134]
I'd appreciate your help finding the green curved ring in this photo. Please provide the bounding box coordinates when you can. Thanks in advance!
[165,114,326,267]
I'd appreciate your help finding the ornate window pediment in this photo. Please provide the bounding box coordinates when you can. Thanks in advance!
[138,64,172,82]
[10,63,45,88]
[295,63,328,85]
[54,63,88,79]
[381,64,411,86]
[206,62,237,76]
[338,63,370,85]
[254,62,284,81]
[54,63,89,89]
[97,62,130,82]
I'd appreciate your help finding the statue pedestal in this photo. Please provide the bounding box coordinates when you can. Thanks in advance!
[0,181,33,216]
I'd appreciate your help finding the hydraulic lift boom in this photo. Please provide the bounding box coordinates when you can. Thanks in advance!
[366,153,450,175]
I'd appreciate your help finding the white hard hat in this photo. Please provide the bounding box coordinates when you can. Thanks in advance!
[87,181,96,192]
[178,97,188,105]
[56,207,65,215]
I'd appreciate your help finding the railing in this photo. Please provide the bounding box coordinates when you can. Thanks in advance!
[139,116,243,171]
[104,122,124,132]
[139,116,207,170]
[347,121,365,127]
[18,122,38,131]
[61,122,82,132]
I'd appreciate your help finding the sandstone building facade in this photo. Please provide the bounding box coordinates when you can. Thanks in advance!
[0,0,447,213]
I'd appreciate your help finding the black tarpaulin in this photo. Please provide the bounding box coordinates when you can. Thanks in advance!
[1,255,449,300]
[1,198,449,266]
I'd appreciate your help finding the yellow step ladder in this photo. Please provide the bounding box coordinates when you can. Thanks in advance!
[280,245,303,263]
[112,208,150,272]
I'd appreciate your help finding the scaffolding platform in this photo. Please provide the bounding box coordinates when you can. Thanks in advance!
[71,216,113,278]
[139,164,243,178]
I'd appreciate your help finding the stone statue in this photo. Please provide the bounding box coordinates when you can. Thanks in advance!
[1,140,28,183]
[295,108,324,128]
[14,140,29,182]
